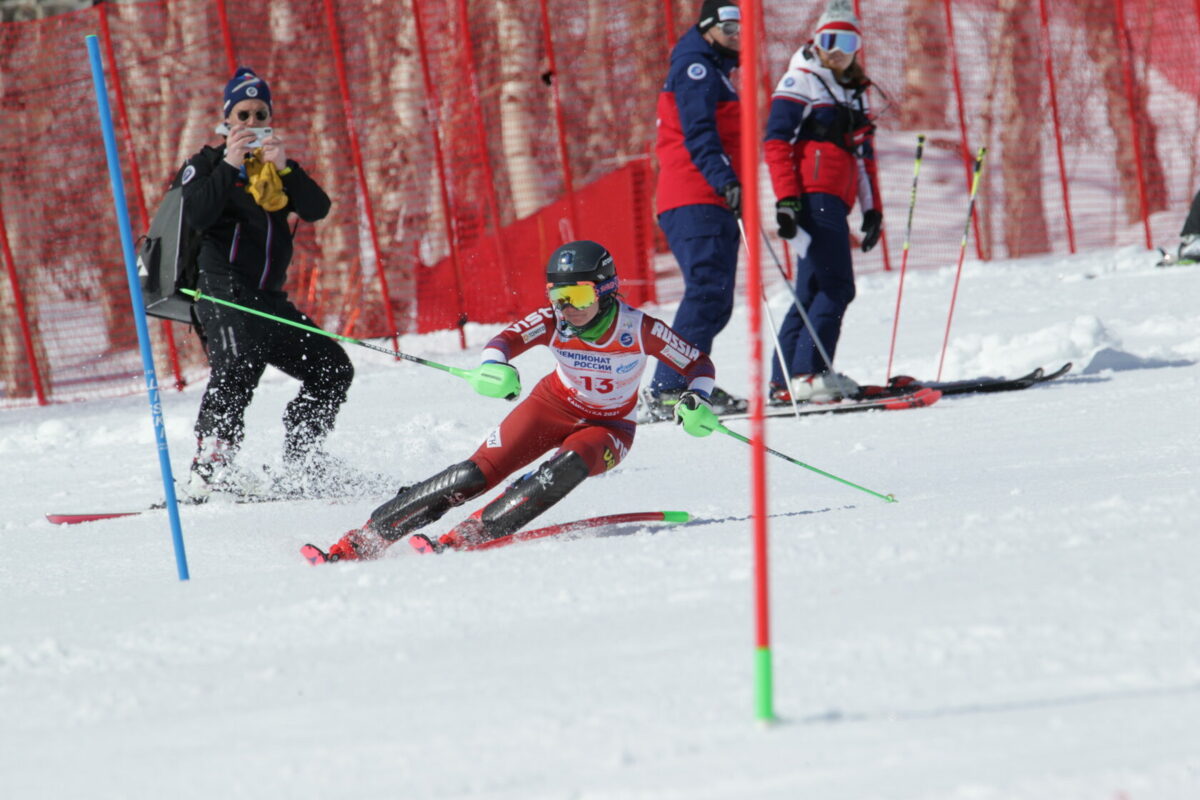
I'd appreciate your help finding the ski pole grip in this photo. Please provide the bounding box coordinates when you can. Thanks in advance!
[468,362,521,400]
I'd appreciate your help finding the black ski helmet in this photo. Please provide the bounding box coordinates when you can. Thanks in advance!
[545,240,619,300]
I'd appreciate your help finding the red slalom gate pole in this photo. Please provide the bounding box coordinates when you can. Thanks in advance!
[885,134,925,382]
[738,0,774,724]
[936,146,987,381]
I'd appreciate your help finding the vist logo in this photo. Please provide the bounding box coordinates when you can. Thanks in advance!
[508,308,554,334]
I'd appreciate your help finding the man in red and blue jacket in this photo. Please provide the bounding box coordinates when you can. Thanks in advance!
[645,0,745,417]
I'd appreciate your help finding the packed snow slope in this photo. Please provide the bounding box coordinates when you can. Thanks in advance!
[2,244,1198,799]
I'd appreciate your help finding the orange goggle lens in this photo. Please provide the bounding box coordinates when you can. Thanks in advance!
[547,282,598,309]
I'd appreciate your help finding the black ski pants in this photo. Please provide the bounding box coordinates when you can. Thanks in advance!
[192,273,353,460]
[1182,189,1200,237]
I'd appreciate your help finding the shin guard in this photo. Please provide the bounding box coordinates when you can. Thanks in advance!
[467,450,589,544]
[369,460,487,542]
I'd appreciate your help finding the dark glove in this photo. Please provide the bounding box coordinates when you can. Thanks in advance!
[860,209,882,252]
[720,181,742,218]
[775,197,802,240]
[673,390,719,438]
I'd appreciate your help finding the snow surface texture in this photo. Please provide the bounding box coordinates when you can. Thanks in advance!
[2,245,1199,799]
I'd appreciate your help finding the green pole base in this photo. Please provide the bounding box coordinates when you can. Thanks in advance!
[755,646,775,722]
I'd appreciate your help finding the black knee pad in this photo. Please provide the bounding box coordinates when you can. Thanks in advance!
[370,460,487,541]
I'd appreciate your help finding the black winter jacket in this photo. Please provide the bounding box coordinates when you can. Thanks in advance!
[179,144,331,293]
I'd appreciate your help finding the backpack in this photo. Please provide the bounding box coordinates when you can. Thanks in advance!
[137,150,220,323]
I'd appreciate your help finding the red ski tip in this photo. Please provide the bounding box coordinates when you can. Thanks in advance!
[300,544,329,565]
[46,511,142,525]
[408,533,443,555]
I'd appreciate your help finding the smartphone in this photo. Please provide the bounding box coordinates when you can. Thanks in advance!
[248,127,273,148]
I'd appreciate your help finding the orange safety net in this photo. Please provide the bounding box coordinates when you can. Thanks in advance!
[2,0,1198,405]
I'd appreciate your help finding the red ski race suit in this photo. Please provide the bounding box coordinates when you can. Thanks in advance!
[470,301,716,487]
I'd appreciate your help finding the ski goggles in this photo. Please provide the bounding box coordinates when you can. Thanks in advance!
[716,20,741,36]
[547,281,598,310]
[816,31,861,55]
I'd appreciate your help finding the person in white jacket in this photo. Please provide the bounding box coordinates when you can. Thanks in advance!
[763,0,882,403]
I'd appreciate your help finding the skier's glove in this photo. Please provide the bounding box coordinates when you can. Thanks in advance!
[470,361,521,400]
[720,181,742,218]
[673,390,719,438]
[860,209,882,252]
[776,197,802,240]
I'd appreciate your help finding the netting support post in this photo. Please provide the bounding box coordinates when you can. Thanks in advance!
[97,1,186,391]
[214,0,237,75]
[851,1,892,271]
[0,200,46,405]
[320,0,399,350]
[537,0,579,237]
[941,0,985,261]
[661,0,677,53]
[411,0,469,348]
[453,0,517,322]
[1036,0,1076,254]
[1112,0,1153,250]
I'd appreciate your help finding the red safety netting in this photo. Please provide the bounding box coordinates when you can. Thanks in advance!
[2,0,1199,405]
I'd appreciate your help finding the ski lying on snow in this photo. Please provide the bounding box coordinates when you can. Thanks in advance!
[46,491,353,526]
[888,362,1073,396]
[720,386,941,422]
[46,511,148,525]
[409,510,692,554]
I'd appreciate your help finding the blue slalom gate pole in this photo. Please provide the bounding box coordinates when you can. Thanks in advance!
[86,35,190,581]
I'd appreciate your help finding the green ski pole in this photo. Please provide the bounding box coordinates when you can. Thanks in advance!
[180,288,520,399]
[717,423,896,502]
[676,403,896,503]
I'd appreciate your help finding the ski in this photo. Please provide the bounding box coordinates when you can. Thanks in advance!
[46,488,371,526]
[46,511,148,525]
[888,361,1073,396]
[721,386,941,422]
[46,497,281,526]
[410,510,692,555]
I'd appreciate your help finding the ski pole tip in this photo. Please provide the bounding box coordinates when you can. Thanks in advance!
[661,511,692,523]
[885,493,897,503]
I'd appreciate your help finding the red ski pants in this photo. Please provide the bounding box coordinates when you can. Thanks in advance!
[468,376,636,488]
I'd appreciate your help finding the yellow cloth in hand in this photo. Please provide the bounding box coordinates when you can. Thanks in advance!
[244,152,289,212]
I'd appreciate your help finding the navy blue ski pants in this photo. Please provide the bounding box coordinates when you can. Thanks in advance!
[650,203,740,394]
[770,192,857,385]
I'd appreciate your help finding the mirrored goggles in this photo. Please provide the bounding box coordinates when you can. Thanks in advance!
[547,281,598,310]
[717,20,740,36]
[816,31,861,55]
